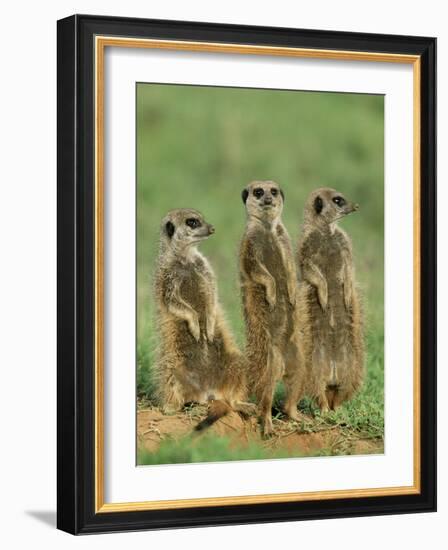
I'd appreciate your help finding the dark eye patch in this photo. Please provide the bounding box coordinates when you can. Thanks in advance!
[186,218,201,229]
[332,196,346,207]
[165,221,175,238]
[271,188,278,196]
[253,188,264,199]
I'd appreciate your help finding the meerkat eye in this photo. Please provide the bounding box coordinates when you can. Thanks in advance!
[332,196,346,207]
[271,188,278,196]
[186,218,201,229]
[253,188,264,199]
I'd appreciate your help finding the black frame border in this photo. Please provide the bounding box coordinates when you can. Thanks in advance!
[57,14,436,534]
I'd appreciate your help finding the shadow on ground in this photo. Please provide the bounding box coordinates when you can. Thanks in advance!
[25,510,56,528]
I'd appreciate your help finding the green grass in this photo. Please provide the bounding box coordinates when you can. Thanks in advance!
[138,434,295,466]
[136,83,384,464]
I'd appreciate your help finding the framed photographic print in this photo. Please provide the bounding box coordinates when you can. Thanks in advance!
[57,14,436,534]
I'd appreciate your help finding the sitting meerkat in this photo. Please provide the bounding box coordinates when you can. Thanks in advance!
[296,188,364,412]
[239,181,304,436]
[154,208,254,429]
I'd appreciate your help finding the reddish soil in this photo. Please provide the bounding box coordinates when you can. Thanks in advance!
[137,405,383,458]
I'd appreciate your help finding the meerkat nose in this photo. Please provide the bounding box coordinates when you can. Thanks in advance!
[264,197,273,205]
[209,225,215,234]
[354,203,360,211]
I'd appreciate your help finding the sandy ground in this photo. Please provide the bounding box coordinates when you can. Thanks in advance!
[137,405,384,459]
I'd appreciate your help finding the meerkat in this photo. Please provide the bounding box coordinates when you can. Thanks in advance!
[296,188,364,413]
[154,208,254,429]
[239,181,305,436]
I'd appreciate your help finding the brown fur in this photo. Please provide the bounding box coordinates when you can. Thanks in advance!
[154,208,254,428]
[194,399,232,432]
[239,181,305,436]
[296,188,364,412]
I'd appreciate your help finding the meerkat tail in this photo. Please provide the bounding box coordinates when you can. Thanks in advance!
[194,399,232,432]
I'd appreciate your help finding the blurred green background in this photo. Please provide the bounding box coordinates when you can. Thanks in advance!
[136,84,384,459]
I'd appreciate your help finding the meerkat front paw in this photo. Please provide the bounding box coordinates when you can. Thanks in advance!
[288,284,297,307]
[343,283,353,310]
[266,286,277,310]
[318,286,328,312]
[188,318,201,342]
[206,317,215,343]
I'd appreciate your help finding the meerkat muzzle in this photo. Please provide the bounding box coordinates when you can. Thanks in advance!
[345,203,359,215]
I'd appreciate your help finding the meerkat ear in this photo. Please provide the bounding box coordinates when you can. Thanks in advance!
[280,189,285,202]
[314,196,323,215]
[241,189,249,204]
[165,221,175,238]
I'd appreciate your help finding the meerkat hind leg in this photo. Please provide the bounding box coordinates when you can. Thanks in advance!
[282,340,305,421]
[258,347,283,437]
[325,386,337,411]
[232,401,257,418]
[316,392,330,415]
[330,385,354,410]
[254,369,276,436]
[283,383,303,421]
[259,392,275,437]
[161,377,186,414]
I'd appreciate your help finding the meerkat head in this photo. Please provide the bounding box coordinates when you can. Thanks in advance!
[160,208,215,253]
[306,187,359,227]
[241,180,285,224]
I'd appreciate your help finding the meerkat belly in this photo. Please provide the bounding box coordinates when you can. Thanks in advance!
[176,270,229,395]
[261,236,289,301]
[310,244,354,386]
[256,237,291,338]
[263,238,287,285]
[179,271,210,330]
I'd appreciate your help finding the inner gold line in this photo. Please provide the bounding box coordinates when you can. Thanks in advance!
[95,35,105,513]
[413,57,422,494]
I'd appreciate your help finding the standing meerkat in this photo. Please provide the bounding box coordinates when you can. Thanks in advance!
[239,181,304,436]
[154,208,253,429]
[296,188,364,412]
